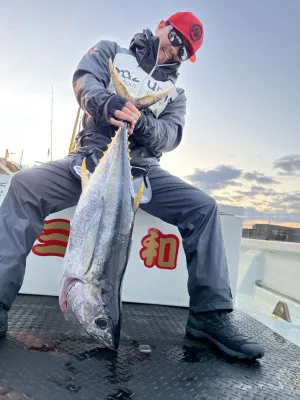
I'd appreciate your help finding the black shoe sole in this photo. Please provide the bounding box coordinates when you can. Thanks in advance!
[186,326,264,360]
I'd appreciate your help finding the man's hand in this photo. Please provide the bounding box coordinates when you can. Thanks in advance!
[103,95,141,134]
[111,101,141,135]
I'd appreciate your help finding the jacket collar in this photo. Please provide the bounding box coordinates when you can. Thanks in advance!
[129,29,180,83]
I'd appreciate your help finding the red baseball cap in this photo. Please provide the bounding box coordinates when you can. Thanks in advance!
[166,11,204,63]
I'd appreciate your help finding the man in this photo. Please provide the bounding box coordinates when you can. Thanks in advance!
[0,11,264,359]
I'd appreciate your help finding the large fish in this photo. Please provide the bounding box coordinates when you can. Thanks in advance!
[59,59,171,350]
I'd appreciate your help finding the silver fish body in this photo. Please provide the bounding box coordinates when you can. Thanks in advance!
[59,58,171,350]
[59,123,136,349]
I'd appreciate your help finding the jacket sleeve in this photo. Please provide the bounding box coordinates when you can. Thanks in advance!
[132,88,187,153]
[72,40,118,118]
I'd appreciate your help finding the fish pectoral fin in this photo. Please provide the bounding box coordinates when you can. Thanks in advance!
[108,58,134,101]
[59,274,86,316]
[133,181,145,211]
[81,157,90,191]
[108,58,170,109]
[134,87,172,110]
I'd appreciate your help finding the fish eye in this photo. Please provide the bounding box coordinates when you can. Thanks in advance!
[95,318,108,330]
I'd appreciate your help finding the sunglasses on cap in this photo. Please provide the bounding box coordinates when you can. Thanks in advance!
[167,25,192,62]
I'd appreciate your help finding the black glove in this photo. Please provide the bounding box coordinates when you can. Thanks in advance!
[102,95,127,124]
[133,111,145,131]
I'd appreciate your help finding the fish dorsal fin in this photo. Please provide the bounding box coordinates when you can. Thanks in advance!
[81,157,89,191]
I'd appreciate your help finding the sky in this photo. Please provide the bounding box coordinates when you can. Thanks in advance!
[1,0,299,228]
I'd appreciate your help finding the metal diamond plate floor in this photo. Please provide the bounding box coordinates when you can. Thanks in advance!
[0,295,299,400]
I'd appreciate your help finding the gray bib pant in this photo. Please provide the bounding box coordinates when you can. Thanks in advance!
[0,156,233,313]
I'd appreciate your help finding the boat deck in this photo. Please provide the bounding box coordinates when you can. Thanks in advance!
[0,295,299,399]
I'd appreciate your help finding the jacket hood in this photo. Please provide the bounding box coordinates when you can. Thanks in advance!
[129,29,180,83]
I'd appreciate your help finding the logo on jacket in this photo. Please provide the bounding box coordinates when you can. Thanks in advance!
[190,24,202,42]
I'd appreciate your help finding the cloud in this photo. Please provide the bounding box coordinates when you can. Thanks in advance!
[243,171,279,184]
[184,165,242,191]
[280,192,300,203]
[185,165,279,194]
[238,190,300,225]
[184,163,300,227]
[215,187,300,226]
[230,195,245,201]
[237,186,276,197]
[289,203,300,211]
[244,206,300,222]
[274,154,300,176]
[279,192,300,212]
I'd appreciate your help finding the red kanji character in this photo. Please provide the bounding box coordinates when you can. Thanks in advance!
[32,218,70,258]
[140,228,179,270]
